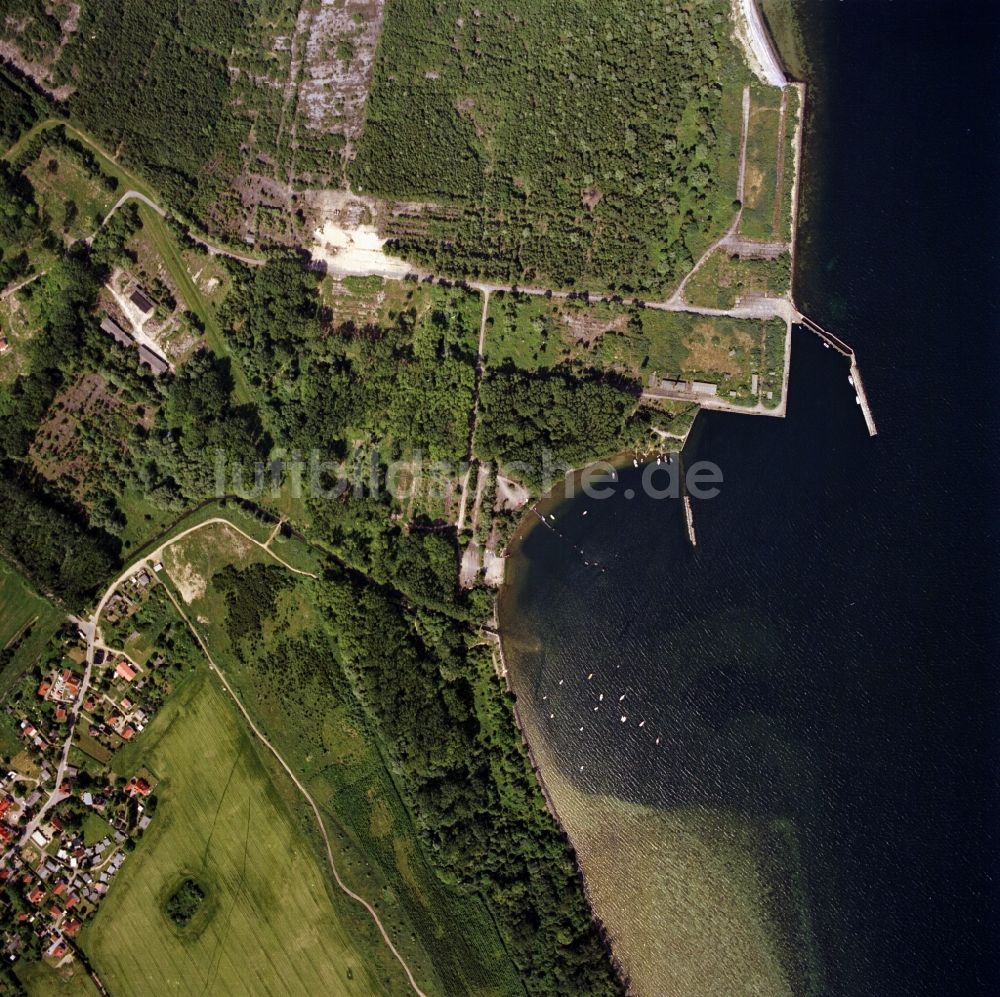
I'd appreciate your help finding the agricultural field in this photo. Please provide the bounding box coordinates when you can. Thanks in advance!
[684,250,792,310]
[83,672,408,996]
[155,523,524,995]
[353,0,749,294]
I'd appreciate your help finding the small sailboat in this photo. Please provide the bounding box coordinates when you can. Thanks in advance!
[599,693,604,701]
[633,458,639,468]
[620,715,627,723]
[639,720,645,728]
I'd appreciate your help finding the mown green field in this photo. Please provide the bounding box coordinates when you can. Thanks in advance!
[158,525,523,996]
[83,672,408,996]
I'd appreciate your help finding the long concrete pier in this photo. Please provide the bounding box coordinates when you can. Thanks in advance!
[798,313,878,436]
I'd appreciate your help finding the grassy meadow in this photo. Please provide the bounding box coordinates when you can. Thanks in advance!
[740,86,785,242]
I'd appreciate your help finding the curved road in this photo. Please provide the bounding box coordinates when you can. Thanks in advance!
[103,191,265,267]
[737,0,787,87]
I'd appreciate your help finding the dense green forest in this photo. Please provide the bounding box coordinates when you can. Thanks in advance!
[477,367,645,485]
[0,66,46,149]
[353,0,747,293]
[54,0,251,224]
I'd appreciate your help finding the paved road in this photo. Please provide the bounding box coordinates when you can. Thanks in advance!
[737,0,787,87]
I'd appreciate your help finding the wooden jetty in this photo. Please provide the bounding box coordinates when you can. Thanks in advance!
[798,313,878,437]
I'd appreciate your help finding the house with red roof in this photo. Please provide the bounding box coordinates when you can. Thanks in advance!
[115,661,136,682]
[124,776,152,797]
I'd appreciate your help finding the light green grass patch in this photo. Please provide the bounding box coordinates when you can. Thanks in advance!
[82,810,114,847]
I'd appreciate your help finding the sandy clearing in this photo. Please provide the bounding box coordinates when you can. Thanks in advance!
[459,541,482,589]
[311,219,411,278]
[483,549,505,587]
[494,475,530,512]
[164,556,205,604]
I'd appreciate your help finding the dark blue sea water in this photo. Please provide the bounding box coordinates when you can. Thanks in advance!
[501,2,999,993]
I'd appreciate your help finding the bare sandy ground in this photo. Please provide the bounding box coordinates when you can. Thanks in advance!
[311,219,411,278]
[494,475,531,513]
[459,541,481,589]
[483,549,505,587]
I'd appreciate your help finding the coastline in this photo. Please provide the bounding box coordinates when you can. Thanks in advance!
[489,1,812,991]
